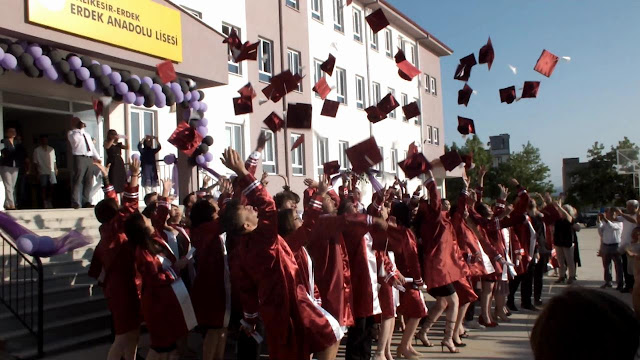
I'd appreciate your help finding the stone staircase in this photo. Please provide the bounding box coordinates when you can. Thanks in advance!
[0,209,110,359]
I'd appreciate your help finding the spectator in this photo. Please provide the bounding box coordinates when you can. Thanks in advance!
[617,200,638,293]
[104,130,127,195]
[598,208,624,289]
[67,117,101,208]
[138,135,161,196]
[32,135,58,209]
[553,204,579,284]
[0,127,26,210]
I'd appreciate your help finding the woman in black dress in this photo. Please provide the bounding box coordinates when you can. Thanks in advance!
[104,129,127,194]
[138,135,161,194]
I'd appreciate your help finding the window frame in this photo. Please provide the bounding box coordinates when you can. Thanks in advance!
[384,29,393,58]
[333,0,344,32]
[401,93,408,122]
[258,37,274,83]
[222,23,242,75]
[317,136,329,174]
[390,148,398,173]
[291,133,305,176]
[261,129,277,174]
[339,141,350,169]
[374,146,384,176]
[370,28,379,51]
[286,0,299,10]
[433,127,440,145]
[430,77,437,96]
[424,74,431,93]
[388,88,396,118]
[287,49,303,92]
[336,67,347,104]
[311,0,323,21]
[225,123,245,160]
[355,75,365,109]
[372,82,381,105]
[426,125,432,144]
[353,7,363,42]
[413,98,421,125]
[129,108,157,155]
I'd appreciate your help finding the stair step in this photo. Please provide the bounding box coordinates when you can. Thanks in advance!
[2,272,93,291]
[2,259,91,278]
[0,283,101,310]
[11,328,112,360]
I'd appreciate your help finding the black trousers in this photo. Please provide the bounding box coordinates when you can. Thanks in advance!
[509,265,534,306]
[533,254,550,302]
[229,311,264,360]
[621,253,635,289]
[346,316,375,360]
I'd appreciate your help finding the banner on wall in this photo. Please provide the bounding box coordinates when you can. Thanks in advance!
[27,0,183,62]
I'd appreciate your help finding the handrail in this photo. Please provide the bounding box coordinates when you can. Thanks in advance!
[0,231,44,358]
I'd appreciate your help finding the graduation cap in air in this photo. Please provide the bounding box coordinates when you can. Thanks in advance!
[92,98,103,122]
[291,134,305,151]
[534,49,558,78]
[462,153,475,170]
[457,116,476,136]
[458,84,473,107]
[287,103,313,129]
[263,112,284,133]
[231,40,259,63]
[365,106,387,123]
[168,121,204,157]
[156,60,177,84]
[232,96,253,115]
[521,81,540,98]
[402,101,420,120]
[238,82,257,99]
[478,37,494,70]
[454,54,477,82]
[397,61,421,81]
[312,77,332,100]
[346,137,383,174]
[398,152,431,179]
[439,150,464,172]
[499,86,516,104]
[366,8,390,33]
[262,70,303,103]
[377,93,399,115]
[321,99,340,117]
[323,160,341,176]
[223,28,242,50]
[320,54,336,76]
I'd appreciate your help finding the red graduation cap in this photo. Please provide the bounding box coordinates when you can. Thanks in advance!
[287,103,313,129]
[168,122,204,157]
[377,93,399,115]
[223,28,242,50]
[365,106,387,123]
[397,60,421,81]
[346,137,383,174]
[312,77,332,100]
[398,153,431,179]
[232,96,253,115]
[457,116,476,136]
[454,53,477,82]
[439,150,464,172]
[366,8,390,33]
[499,86,516,104]
[534,49,558,78]
[320,54,336,76]
[402,101,421,120]
[321,99,340,118]
[291,134,305,151]
[458,84,473,107]
[156,60,177,84]
[263,112,284,133]
[92,98,103,122]
[237,82,257,99]
[232,41,259,62]
[478,37,495,70]
[408,142,418,157]
[323,160,341,176]
[262,70,302,103]
[346,0,353,5]
[394,49,406,64]
[521,81,540,98]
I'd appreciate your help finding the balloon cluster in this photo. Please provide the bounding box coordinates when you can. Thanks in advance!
[0,38,208,112]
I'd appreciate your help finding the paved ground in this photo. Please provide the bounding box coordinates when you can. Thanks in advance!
[34,227,632,360]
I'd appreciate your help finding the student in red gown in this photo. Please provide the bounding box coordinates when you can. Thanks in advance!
[124,179,197,360]
[219,147,342,360]
[89,159,141,360]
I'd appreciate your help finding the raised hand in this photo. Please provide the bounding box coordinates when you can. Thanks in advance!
[478,165,487,178]
[130,158,141,176]
[256,132,268,152]
[221,147,248,176]
[498,184,509,200]
[162,178,173,197]
[260,172,269,186]
[509,178,520,187]
[304,178,319,188]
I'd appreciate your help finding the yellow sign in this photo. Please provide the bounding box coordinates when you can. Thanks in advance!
[27,0,183,62]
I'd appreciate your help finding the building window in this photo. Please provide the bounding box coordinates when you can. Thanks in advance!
[181,5,202,18]
[426,125,432,144]
[259,38,274,83]
[430,77,437,96]
[355,75,365,109]
[400,37,405,53]
[433,127,439,145]
[353,8,362,42]
[317,136,329,174]
[291,133,305,175]
[261,129,277,174]
[339,141,349,169]
[314,59,325,84]
[391,148,398,172]
[130,109,156,154]
[333,0,344,32]
[370,28,378,50]
[286,0,299,10]
[408,44,415,64]
[388,88,396,118]
[336,68,347,104]
[424,74,431,93]
[374,146,384,176]
[288,49,303,92]
[413,98,421,125]
[311,0,323,21]
[372,82,381,104]
[222,23,242,75]
[401,93,408,122]
[225,123,244,159]
[384,29,392,58]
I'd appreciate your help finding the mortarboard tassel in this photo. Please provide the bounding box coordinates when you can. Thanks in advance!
[508,64,517,75]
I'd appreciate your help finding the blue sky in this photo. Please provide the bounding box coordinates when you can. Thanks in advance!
[387,0,640,187]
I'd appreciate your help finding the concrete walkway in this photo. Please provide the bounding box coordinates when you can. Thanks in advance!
[35,227,630,360]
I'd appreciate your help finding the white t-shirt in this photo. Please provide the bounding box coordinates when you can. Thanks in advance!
[33,146,56,175]
[618,215,636,249]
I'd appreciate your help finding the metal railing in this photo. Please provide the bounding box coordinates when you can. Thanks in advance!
[0,232,44,357]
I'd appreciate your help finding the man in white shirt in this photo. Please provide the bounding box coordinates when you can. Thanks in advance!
[67,117,100,209]
[598,208,624,289]
[32,135,57,209]
[617,200,638,292]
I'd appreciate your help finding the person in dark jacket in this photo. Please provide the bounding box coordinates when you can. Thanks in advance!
[137,135,161,195]
[0,128,26,210]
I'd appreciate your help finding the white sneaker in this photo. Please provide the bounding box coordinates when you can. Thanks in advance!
[464,319,485,329]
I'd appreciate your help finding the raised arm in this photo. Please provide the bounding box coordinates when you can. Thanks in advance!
[424,170,442,220]
[151,179,172,231]
[244,132,267,176]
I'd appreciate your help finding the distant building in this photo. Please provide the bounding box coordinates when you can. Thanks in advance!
[489,134,511,167]
[563,157,589,193]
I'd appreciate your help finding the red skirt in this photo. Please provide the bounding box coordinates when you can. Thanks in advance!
[397,287,428,319]
[453,278,478,306]
[379,282,396,320]
[106,289,141,335]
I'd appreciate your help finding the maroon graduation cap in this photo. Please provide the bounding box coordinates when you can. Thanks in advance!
[156,60,177,84]
[323,160,341,176]
[223,28,242,50]
[320,54,336,76]
[439,150,464,172]
[291,134,305,151]
[457,116,476,136]
[346,137,383,174]
[394,49,407,64]
[168,122,204,157]
[365,106,387,123]
[478,37,495,70]
[534,49,559,78]
[397,60,421,81]
[237,82,257,99]
[262,70,303,103]
[263,112,284,133]
[366,8,390,33]
[454,53,477,82]
[313,77,332,100]
[458,84,473,107]
[462,153,475,170]
[377,93,399,115]
[321,99,340,118]
[402,101,420,120]
[287,103,313,129]
[398,153,431,179]
[232,41,259,62]
[232,96,253,115]
[521,81,540,98]
[92,98,103,122]
[499,86,517,104]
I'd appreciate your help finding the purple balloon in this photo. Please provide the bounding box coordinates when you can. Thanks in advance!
[91,60,100,65]
[124,92,136,104]
[108,72,122,85]
[68,56,82,71]
[141,76,153,86]
[164,154,176,165]
[26,45,42,59]
[0,48,5,61]
[134,95,145,106]
[190,101,200,111]
[199,102,208,112]
[195,155,205,166]
[115,82,129,96]
[174,91,184,104]
[76,67,90,81]
[155,93,166,108]
[100,64,112,76]
[184,91,192,102]
[1,54,18,70]
[131,74,140,82]
[83,78,97,92]
[151,83,162,94]
[204,152,214,163]
[35,55,52,71]
[199,117,209,127]
[196,126,208,137]
[191,90,200,102]
[131,153,140,162]
[44,67,59,81]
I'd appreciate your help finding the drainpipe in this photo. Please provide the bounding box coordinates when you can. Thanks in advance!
[363,0,380,139]
[277,0,291,183]
[414,37,428,153]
